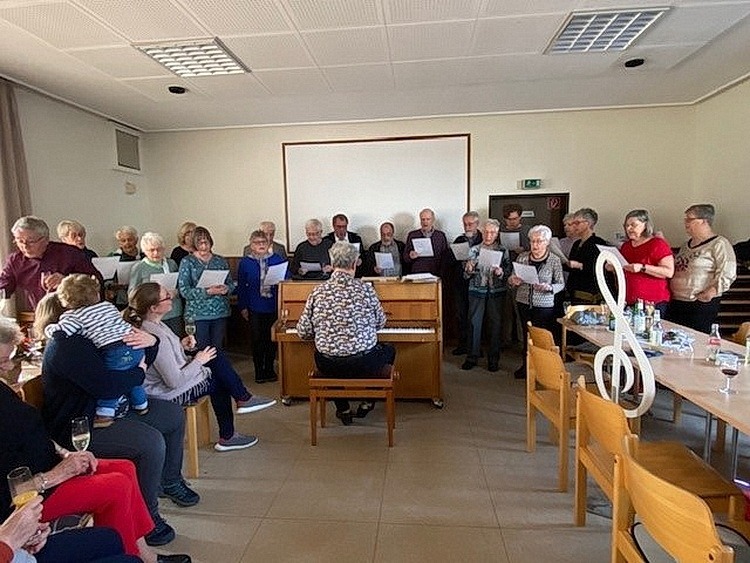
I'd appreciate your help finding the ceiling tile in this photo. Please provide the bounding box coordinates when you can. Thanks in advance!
[223,34,314,69]
[385,0,480,23]
[180,0,292,35]
[0,2,124,48]
[472,14,563,56]
[393,58,466,89]
[639,3,750,45]
[323,63,393,91]
[283,0,382,30]
[69,45,170,78]
[182,73,271,98]
[252,67,330,95]
[75,0,206,42]
[121,75,208,102]
[302,27,388,65]
[482,0,570,18]
[388,21,474,61]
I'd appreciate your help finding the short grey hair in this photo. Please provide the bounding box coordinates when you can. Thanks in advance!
[0,316,23,347]
[623,209,654,237]
[463,211,479,222]
[11,216,49,238]
[563,213,575,223]
[305,219,323,232]
[528,224,552,242]
[260,221,276,232]
[483,218,501,230]
[115,225,138,239]
[140,231,165,251]
[574,208,598,227]
[686,204,715,226]
[329,241,359,270]
[57,220,86,239]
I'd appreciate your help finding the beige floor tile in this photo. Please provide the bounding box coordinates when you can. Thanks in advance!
[381,463,497,527]
[501,526,611,563]
[266,459,386,521]
[158,513,260,563]
[374,523,509,563]
[241,518,377,563]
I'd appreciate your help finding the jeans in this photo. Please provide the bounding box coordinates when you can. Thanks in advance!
[36,527,139,563]
[89,397,185,523]
[467,293,503,362]
[196,317,227,349]
[249,311,278,380]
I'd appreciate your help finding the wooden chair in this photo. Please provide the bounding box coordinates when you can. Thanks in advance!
[308,367,397,446]
[612,434,735,562]
[527,343,574,492]
[562,304,601,365]
[527,322,595,384]
[574,381,744,528]
[17,374,44,410]
[184,397,212,479]
[730,321,750,345]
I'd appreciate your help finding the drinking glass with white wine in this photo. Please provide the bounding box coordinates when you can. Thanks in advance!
[7,466,38,508]
[71,416,90,452]
[184,317,197,350]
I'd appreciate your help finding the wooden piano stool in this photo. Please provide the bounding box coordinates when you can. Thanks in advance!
[309,367,398,446]
[184,397,212,478]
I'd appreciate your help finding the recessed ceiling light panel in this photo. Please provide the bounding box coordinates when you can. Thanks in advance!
[547,7,669,54]
[137,38,248,77]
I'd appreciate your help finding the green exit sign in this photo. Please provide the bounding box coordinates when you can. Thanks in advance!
[522,178,542,189]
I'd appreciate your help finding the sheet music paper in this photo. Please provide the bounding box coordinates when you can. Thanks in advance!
[196,269,230,288]
[499,232,520,250]
[374,252,394,270]
[478,248,503,269]
[412,238,434,257]
[115,261,136,285]
[513,262,540,285]
[264,262,288,286]
[450,242,470,261]
[150,272,178,291]
[596,245,629,266]
[91,257,119,280]
[300,261,322,272]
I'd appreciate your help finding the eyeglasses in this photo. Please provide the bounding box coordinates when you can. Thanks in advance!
[158,294,173,302]
[684,216,701,223]
[14,237,45,246]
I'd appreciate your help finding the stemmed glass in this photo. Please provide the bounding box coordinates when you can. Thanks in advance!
[718,354,740,395]
[71,416,91,452]
[184,317,196,350]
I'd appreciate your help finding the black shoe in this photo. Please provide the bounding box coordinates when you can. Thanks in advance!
[487,361,499,372]
[157,555,191,563]
[461,360,477,370]
[451,346,467,356]
[514,367,527,380]
[161,480,200,507]
[354,401,375,418]
[145,520,175,547]
[336,410,353,425]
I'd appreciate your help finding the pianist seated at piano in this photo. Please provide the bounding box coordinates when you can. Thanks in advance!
[296,242,396,425]
[290,219,333,280]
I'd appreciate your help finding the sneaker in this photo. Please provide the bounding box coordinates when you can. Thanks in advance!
[236,395,276,414]
[145,519,175,547]
[461,360,477,370]
[335,410,353,425]
[134,406,149,415]
[161,480,200,507]
[214,433,259,452]
[156,555,191,563]
[354,401,375,418]
[93,415,114,428]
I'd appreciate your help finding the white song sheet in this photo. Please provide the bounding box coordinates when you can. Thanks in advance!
[150,272,178,291]
[197,270,230,288]
[412,238,434,257]
[513,262,540,285]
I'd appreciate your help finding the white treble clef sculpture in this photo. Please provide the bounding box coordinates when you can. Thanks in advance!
[593,250,655,418]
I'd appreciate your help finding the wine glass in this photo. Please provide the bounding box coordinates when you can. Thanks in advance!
[7,466,38,508]
[71,416,90,452]
[0,288,6,315]
[184,318,196,350]
[718,354,740,395]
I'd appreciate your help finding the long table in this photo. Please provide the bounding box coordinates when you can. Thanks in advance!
[560,319,750,472]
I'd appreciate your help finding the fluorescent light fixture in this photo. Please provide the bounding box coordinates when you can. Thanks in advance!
[137,38,248,77]
[547,8,668,53]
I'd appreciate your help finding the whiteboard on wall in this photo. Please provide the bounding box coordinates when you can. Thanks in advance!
[283,134,470,249]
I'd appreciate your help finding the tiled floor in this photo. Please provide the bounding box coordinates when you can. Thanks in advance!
[157,350,746,562]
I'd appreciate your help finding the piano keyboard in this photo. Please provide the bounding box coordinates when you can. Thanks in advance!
[285,327,434,334]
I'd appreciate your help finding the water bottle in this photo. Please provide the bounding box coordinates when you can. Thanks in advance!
[633,300,646,337]
[649,310,663,347]
[706,323,721,363]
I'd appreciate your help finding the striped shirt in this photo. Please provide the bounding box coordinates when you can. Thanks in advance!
[43,301,131,347]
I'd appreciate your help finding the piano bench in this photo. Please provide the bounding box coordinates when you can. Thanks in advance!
[308,367,398,447]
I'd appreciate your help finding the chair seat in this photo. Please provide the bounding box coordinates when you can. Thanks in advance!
[565,361,595,383]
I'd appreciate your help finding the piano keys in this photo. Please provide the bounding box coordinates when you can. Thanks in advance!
[273,279,444,406]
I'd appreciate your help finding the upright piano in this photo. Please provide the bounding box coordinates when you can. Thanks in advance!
[273,279,443,407]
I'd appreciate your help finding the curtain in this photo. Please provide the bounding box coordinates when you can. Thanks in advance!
[0,78,32,315]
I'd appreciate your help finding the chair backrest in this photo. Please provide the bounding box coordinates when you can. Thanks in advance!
[527,322,557,352]
[576,381,631,461]
[613,435,735,563]
[18,375,44,410]
[730,322,750,345]
[528,344,567,391]
[564,304,599,319]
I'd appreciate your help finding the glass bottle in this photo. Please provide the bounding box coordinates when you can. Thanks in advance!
[649,310,663,347]
[744,334,750,366]
[706,323,721,363]
[633,300,646,337]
